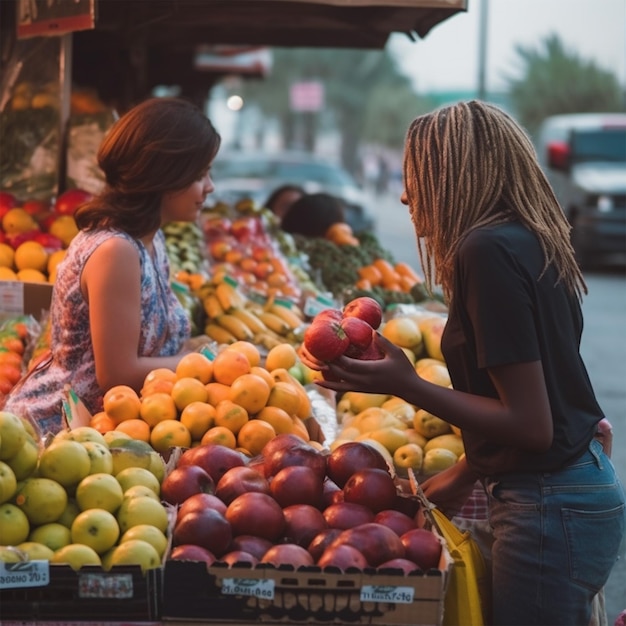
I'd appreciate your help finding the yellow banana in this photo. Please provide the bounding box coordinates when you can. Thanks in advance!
[230,307,268,334]
[204,323,237,345]
[257,312,291,336]
[253,330,286,351]
[203,293,225,320]
[268,304,304,330]
[215,282,245,311]
[217,314,254,341]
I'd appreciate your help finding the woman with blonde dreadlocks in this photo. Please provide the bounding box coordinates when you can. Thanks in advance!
[299,100,625,626]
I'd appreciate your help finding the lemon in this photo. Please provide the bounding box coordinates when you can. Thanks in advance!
[14,241,48,272]
[1,208,37,235]
[0,243,15,268]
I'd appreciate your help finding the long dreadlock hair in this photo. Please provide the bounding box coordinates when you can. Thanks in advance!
[402,100,586,303]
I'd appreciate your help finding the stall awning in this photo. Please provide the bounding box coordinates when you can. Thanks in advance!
[93,0,468,49]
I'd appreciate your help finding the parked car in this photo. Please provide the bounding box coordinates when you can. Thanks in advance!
[536,113,626,268]
[210,150,376,234]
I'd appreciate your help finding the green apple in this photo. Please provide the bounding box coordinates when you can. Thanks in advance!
[123,485,160,502]
[5,436,39,480]
[17,541,55,561]
[116,495,168,534]
[75,473,124,513]
[109,539,160,572]
[413,409,452,439]
[367,427,409,455]
[14,477,68,525]
[0,502,30,545]
[404,428,428,449]
[110,447,152,476]
[57,426,107,447]
[423,433,465,458]
[103,431,132,447]
[82,441,113,475]
[51,543,101,570]
[38,440,91,490]
[56,498,81,529]
[393,443,424,471]
[147,451,165,484]
[0,411,27,460]
[71,508,120,554]
[119,524,168,558]
[0,460,17,504]
[342,391,390,414]
[29,522,72,551]
[422,448,458,475]
[0,545,27,562]
[115,467,160,496]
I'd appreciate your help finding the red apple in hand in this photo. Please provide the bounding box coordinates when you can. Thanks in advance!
[400,528,442,571]
[303,318,350,362]
[161,465,215,505]
[343,467,397,513]
[343,296,383,330]
[341,316,374,357]
[54,189,92,216]
[326,441,389,488]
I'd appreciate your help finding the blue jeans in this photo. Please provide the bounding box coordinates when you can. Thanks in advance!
[484,439,625,626]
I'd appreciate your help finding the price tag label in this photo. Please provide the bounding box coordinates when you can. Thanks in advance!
[360,584,414,604]
[303,295,336,317]
[221,577,275,599]
[0,561,50,588]
[0,281,25,314]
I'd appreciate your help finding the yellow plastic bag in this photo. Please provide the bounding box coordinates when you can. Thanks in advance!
[430,507,488,626]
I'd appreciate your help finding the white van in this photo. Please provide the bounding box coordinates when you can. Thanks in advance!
[536,113,626,267]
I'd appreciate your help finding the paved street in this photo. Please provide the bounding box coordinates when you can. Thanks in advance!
[372,191,626,623]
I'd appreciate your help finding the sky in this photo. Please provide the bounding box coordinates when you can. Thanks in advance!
[389,0,626,93]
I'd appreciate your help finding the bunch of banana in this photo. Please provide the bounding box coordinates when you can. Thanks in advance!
[163,221,207,274]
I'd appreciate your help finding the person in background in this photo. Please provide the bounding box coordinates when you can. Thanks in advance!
[4,97,221,435]
[280,191,346,238]
[300,100,625,626]
[263,184,305,221]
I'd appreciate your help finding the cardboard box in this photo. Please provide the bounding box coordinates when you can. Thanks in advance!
[162,546,451,625]
[0,280,53,321]
[0,563,161,622]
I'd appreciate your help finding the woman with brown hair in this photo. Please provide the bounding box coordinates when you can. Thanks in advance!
[301,100,625,626]
[4,97,221,434]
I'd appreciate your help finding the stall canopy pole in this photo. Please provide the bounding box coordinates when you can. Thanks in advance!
[57,33,72,197]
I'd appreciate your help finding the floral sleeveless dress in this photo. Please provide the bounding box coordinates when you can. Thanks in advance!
[3,228,190,435]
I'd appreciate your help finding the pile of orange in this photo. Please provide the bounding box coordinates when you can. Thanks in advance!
[356,258,423,293]
[0,319,29,395]
[90,340,316,458]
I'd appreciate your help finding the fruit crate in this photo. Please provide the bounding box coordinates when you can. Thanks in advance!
[161,546,451,626]
[0,563,161,622]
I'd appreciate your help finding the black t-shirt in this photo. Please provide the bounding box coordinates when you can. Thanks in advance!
[441,221,602,476]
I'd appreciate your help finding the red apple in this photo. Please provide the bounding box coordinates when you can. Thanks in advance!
[264,442,327,481]
[307,528,343,562]
[341,316,374,358]
[225,492,285,542]
[314,308,343,323]
[303,318,350,362]
[260,433,310,462]
[260,544,314,569]
[354,340,384,361]
[322,478,342,508]
[215,465,270,505]
[378,558,421,575]
[173,507,232,558]
[399,528,442,571]
[281,504,328,548]
[219,550,259,567]
[177,492,228,520]
[342,296,383,330]
[373,509,417,536]
[228,535,273,560]
[32,231,63,251]
[178,444,246,484]
[203,216,232,238]
[323,502,375,530]
[392,492,422,519]
[161,465,215,506]
[169,544,216,567]
[326,441,389,488]
[317,543,368,571]
[270,465,324,508]
[230,216,258,241]
[22,199,50,219]
[343,467,397,513]
[330,523,405,567]
[54,189,92,216]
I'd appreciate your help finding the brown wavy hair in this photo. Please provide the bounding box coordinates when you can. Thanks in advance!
[403,100,586,302]
[75,97,221,238]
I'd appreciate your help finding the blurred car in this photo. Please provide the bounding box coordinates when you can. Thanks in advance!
[537,113,626,268]
[210,150,376,234]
